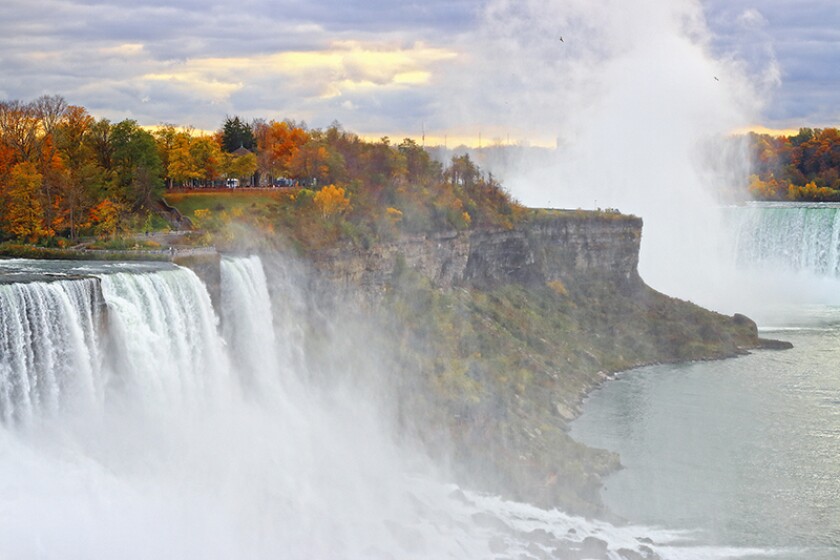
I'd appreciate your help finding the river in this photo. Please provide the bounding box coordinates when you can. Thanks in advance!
[572,202,840,559]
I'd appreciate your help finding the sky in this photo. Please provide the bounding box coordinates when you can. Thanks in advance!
[0,0,837,143]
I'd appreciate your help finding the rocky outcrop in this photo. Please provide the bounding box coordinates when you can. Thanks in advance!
[293,210,778,515]
[464,214,642,289]
[174,251,221,309]
[309,212,643,295]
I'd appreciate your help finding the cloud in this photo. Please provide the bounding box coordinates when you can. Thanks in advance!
[737,8,768,28]
[136,41,456,125]
[704,0,840,126]
[0,0,836,135]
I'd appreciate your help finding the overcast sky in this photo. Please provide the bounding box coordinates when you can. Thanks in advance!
[0,0,836,141]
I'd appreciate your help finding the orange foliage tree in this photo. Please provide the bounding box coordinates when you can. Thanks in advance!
[90,198,128,239]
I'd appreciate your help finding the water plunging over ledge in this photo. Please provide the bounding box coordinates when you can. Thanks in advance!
[0,256,783,559]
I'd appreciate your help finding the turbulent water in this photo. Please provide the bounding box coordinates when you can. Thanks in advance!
[572,203,840,560]
[730,202,840,277]
[3,255,729,560]
[3,231,833,558]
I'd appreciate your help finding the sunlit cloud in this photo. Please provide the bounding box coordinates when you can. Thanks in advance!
[0,0,835,135]
[141,41,456,105]
[99,43,145,56]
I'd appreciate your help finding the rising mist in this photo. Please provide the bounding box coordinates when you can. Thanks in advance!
[441,0,784,313]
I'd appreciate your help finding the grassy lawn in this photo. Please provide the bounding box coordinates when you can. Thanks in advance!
[164,190,287,218]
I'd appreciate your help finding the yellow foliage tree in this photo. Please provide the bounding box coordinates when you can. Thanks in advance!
[314,184,351,218]
[386,206,403,223]
[168,132,201,186]
[2,162,50,241]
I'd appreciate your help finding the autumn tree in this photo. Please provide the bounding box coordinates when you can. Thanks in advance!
[54,105,106,239]
[314,184,351,218]
[190,136,223,186]
[254,120,309,181]
[289,140,345,186]
[362,136,406,191]
[0,100,40,163]
[747,128,840,199]
[32,95,68,137]
[36,134,68,232]
[154,124,179,188]
[446,154,480,188]
[1,162,49,241]
[223,150,258,185]
[399,138,442,186]
[90,198,128,239]
[0,142,14,183]
[167,131,202,186]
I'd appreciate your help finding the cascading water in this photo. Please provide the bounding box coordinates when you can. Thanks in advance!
[220,255,281,395]
[0,256,771,559]
[0,277,103,425]
[100,268,231,411]
[731,202,840,277]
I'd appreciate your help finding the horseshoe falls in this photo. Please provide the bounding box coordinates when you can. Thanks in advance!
[0,256,776,559]
[732,202,840,277]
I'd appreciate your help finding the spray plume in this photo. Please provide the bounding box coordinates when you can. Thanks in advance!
[441,0,783,311]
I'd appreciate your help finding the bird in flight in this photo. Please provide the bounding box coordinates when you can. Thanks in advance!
[714,76,719,81]
[559,36,564,42]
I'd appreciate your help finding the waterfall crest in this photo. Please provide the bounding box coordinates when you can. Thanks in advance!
[100,268,230,410]
[732,203,840,276]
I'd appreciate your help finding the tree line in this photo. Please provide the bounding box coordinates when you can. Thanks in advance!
[747,127,840,201]
[0,95,519,245]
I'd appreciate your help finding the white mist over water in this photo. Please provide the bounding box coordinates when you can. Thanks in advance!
[0,257,747,560]
[0,257,777,559]
[445,0,786,312]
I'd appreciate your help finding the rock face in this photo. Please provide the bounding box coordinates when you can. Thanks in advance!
[286,210,772,515]
[465,215,642,289]
[310,213,643,295]
[174,251,221,309]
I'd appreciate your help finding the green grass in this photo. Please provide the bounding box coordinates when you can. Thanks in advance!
[164,191,286,218]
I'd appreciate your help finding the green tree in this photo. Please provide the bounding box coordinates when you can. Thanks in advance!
[221,116,256,153]
[110,120,164,209]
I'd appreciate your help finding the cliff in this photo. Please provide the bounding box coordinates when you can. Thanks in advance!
[309,211,643,294]
[295,210,764,515]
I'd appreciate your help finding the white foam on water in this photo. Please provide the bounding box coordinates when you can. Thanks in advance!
[0,257,785,559]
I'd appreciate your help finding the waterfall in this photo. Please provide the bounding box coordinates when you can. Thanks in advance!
[731,203,840,276]
[220,255,280,394]
[0,277,103,425]
[100,268,230,411]
[0,256,754,560]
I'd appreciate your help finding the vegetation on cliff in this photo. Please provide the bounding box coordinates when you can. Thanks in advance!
[295,245,761,515]
[2,93,771,517]
[0,94,521,250]
[746,127,840,201]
